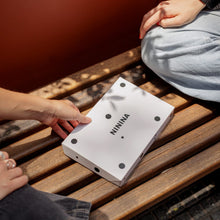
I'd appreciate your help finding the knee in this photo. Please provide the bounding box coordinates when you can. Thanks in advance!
[141,29,155,68]
[141,26,220,77]
[141,27,168,73]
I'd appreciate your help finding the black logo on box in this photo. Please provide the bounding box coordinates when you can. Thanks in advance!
[110,114,130,135]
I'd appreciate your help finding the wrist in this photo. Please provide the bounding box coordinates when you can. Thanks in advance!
[27,97,54,122]
[0,87,54,121]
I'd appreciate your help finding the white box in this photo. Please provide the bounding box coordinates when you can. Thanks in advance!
[62,77,174,186]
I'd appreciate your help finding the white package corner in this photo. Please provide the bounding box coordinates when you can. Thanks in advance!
[62,77,174,186]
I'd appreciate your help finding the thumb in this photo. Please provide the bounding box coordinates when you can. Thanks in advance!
[75,112,92,124]
[159,16,183,28]
[50,100,91,124]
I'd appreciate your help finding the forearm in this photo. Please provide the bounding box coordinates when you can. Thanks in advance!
[0,88,52,121]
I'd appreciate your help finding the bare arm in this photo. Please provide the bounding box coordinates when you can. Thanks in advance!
[0,88,91,138]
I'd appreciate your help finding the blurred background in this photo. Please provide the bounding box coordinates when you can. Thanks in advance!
[0,0,157,92]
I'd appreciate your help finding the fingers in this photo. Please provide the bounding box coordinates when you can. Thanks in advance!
[4,159,16,169]
[63,100,92,124]
[160,14,186,27]
[140,2,170,39]
[140,6,165,39]
[52,119,80,139]
[140,0,206,39]
[9,175,29,194]
[0,151,9,160]
[51,115,90,139]
[51,119,79,139]
[64,100,92,124]
[0,158,16,171]
[142,10,165,35]
[75,112,92,124]
[52,99,91,123]
[69,120,79,128]
[0,161,7,171]
[139,8,157,34]
[0,156,28,200]
[58,119,75,133]
[51,123,68,139]
[46,99,92,139]
[8,167,24,180]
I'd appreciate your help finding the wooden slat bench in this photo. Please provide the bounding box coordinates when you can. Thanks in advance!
[1,47,220,219]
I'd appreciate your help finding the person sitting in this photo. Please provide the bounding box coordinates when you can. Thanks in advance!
[0,87,91,220]
[140,0,220,102]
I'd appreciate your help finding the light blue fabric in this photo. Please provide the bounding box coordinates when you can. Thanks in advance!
[141,10,220,102]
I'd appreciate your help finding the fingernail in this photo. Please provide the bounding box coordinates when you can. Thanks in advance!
[139,33,142,39]
[0,151,5,160]
[83,117,92,124]
[87,117,92,123]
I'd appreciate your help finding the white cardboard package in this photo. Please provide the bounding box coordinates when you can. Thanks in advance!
[62,77,174,186]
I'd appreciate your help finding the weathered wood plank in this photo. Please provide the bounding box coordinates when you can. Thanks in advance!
[1,127,58,160]
[20,146,71,181]
[161,92,193,113]
[0,62,190,146]
[30,47,141,99]
[139,77,170,97]
[66,65,149,111]
[1,45,219,220]
[0,71,170,159]
[152,103,215,148]
[0,120,42,145]
[68,117,220,209]
[31,162,95,194]
[90,142,220,220]
[10,110,93,180]
[0,64,148,146]
[32,115,220,196]
[1,109,89,162]
[18,88,193,182]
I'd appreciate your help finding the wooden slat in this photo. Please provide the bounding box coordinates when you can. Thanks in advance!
[139,77,170,97]
[152,103,215,148]
[1,45,219,220]
[1,127,58,160]
[21,90,192,183]
[31,116,220,195]
[90,142,220,220]
[30,47,141,99]
[1,71,171,160]
[161,92,193,113]
[0,64,147,146]
[31,162,95,193]
[0,120,42,145]
[66,65,149,111]
[0,64,190,146]
[1,109,91,162]
[68,117,220,207]
[20,146,70,180]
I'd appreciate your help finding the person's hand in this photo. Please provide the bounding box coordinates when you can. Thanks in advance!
[139,0,206,39]
[0,88,91,139]
[40,99,92,139]
[0,151,28,200]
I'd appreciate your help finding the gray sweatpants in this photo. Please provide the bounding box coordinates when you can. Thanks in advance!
[0,185,91,220]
